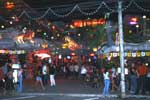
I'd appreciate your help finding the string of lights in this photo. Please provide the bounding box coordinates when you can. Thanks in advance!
[15,0,150,20]
[77,3,103,16]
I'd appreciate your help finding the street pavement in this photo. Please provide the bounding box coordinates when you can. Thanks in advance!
[0,77,150,100]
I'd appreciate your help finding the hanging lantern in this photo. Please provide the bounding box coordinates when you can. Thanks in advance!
[113,52,118,57]
[127,52,132,57]
[13,50,17,54]
[9,50,13,54]
[5,50,9,54]
[132,52,136,57]
[141,51,145,57]
[136,51,141,57]
[17,50,21,54]
[21,50,25,54]
[146,51,150,56]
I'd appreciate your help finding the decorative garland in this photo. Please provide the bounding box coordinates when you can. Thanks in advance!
[99,51,150,59]
[15,0,150,20]
[0,50,26,54]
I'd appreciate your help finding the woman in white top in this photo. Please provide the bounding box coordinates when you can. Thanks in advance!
[102,68,110,96]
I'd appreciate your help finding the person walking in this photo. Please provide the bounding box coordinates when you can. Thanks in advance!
[35,67,45,90]
[49,64,56,87]
[102,68,110,96]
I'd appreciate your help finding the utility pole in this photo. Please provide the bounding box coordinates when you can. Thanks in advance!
[118,0,126,98]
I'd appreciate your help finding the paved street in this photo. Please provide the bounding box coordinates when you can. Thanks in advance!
[0,78,150,100]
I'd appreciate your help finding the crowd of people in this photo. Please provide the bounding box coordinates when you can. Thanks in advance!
[0,57,150,96]
[0,61,23,95]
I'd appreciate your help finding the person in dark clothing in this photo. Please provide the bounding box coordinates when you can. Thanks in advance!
[146,67,150,94]
[49,64,56,87]
[130,67,138,94]
[136,63,147,95]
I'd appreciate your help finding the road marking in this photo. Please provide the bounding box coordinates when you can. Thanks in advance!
[83,97,99,100]
[1,96,36,100]
[19,93,150,99]
[21,93,117,97]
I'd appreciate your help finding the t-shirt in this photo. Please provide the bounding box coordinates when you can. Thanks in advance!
[103,72,110,80]
[137,65,147,76]
[42,65,47,75]
[81,67,87,74]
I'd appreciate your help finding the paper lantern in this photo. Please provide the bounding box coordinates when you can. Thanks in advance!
[136,51,141,57]
[127,52,132,57]
[13,50,17,54]
[17,50,21,54]
[146,51,150,56]
[132,52,136,57]
[141,52,145,57]
[113,53,118,57]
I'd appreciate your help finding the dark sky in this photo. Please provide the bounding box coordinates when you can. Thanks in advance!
[23,0,98,8]
[22,0,150,21]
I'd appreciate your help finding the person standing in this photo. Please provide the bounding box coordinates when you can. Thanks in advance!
[130,67,138,94]
[74,63,79,79]
[102,68,110,96]
[42,63,48,85]
[1,62,8,77]
[80,64,87,81]
[136,63,147,94]
[49,64,56,87]
[17,68,23,93]
[146,67,150,94]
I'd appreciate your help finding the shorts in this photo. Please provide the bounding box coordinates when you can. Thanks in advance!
[36,76,42,81]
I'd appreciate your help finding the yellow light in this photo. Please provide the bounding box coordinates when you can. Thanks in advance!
[93,48,97,52]
[62,44,67,49]
[146,51,150,56]
[129,30,132,34]
[127,52,132,57]
[136,51,141,57]
[70,25,75,29]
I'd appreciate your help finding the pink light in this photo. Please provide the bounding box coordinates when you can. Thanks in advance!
[129,21,137,25]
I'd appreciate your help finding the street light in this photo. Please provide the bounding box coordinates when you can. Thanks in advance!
[136,24,139,33]
[143,15,146,36]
